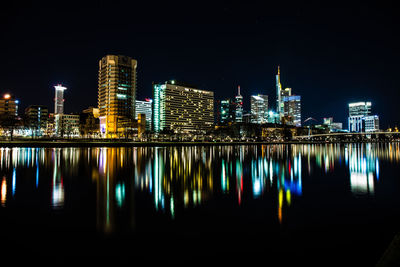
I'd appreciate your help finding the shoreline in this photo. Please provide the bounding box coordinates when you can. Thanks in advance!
[0,139,398,148]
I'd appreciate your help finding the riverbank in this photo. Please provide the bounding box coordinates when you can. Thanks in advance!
[0,139,397,147]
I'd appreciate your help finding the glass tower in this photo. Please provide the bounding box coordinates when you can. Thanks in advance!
[250,95,268,124]
[98,55,137,138]
[235,86,243,123]
[54,84,66,114]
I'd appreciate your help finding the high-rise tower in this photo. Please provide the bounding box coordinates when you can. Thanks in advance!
[98,55,137,138]
[54,84,66,114]
[235,85,243,122]
[251,94,268,124]
[276,66,282,117]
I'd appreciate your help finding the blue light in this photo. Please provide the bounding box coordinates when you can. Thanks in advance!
[12,168,16,196]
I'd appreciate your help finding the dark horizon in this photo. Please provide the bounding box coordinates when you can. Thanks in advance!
[1,1,399,128]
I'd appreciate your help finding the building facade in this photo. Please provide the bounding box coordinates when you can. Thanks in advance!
[80,107,100,137]
[364,115,379,132]
[98,55,137,138]
[282,95,301,127]
[235,86,243,123]
[24,105,48,136]
[250,95,268,124]
[220,99,235,124]
[54,84,66,115]
[135,99,152,130]
[349,102,371,117]
[153,80,214,133]
[276,66,283,117]
[55,114,80,137]
[348,102,379,132]
[0,93,18,118]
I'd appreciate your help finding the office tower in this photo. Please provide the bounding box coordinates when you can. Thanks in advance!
[135,99,152,130]
[250,95,268,124]
[54,84,66,114]
[98,55,137,138]
[0,93,19,117]
[220,99,235,124]
[24,105,48,135]
[276,66,282,116]
[348,101,378,132]
[282,95,301,127]
[235,86,243,122]
[153,80,214,133]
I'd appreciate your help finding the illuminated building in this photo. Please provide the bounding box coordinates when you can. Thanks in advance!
[220,99,235,124]
[282,95,301,127]
[250,94,268,124]
[55,114,80,137]
[275,66,300,125]
[24,105,48,136]
[135,99,152,130]
[348,102,379,132]
[349,101,371,117]
[0,93,19,117]
[98,55,137,138]
[364,115,379,132]
[152,80,214,133]
[276,66,283,118]
[54,84,66,114]
[80,107,100,137]
[235,86,243,122]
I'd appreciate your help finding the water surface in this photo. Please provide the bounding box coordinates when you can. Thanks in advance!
[1,143,400,265]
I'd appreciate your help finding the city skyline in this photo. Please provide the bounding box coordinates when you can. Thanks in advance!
[0,57,387,130]
[1,2,399,128]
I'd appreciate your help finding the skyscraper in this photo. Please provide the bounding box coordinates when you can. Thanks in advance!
[250,95,268,124]
[276,66,283,117]
[54,84,66,114]
[235,86,243,123]
[282,95,301,127]
[220,99,235,124]
[153,80,214,133]
[98,55,137,138]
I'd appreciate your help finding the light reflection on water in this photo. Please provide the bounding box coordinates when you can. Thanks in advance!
[0,143,399,233]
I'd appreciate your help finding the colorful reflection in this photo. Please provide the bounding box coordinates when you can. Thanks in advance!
[1,176,6,206]
[0,143,398,230]
[346,144,379,196]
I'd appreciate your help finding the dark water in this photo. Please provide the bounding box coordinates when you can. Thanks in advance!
[1,143,400,265]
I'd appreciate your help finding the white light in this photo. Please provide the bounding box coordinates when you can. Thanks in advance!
[54,85,67,91]
[349,102,367,107]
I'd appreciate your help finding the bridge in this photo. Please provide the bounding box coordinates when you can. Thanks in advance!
[294,131,400,141]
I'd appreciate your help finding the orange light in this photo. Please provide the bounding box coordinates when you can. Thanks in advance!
[3,94,11,99]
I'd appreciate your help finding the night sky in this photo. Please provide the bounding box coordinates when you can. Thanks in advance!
[1,1,399,128]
